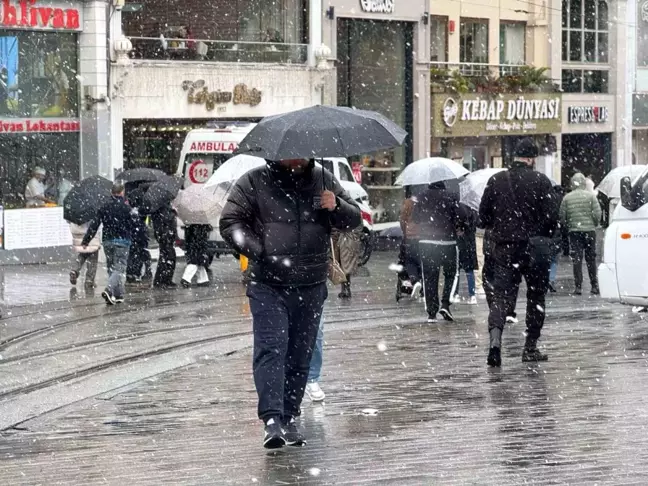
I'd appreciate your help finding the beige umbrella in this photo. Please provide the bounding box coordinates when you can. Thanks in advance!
[173,183,229,225]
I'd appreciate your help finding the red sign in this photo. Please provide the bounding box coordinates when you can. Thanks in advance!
[188,160,210,184]
[189,141,238,153]
[352,162,363,184]
[1,0,81,30]
[0,118,80,133]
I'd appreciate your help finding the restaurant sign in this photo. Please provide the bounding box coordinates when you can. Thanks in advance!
[0,118,80,133]
[432,93,562,138]
[1,0,82,31]
[182,80,262,111]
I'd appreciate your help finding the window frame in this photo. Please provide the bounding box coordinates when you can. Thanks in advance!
[430,15,448,63]
[561,68,609,93]
[459,18,489,65]
[499,21,526,66]
[562,0,609,64]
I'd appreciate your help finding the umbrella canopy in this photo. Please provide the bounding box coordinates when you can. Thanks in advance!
[235,105,407,160]
[205,154,266,188]
[459,168,507,211]
[142,175,183,213]
[116,168,167,184]
[596,165,648,198]
[395,157,469,186]
[63,175,112,224]
[173,184,227,225]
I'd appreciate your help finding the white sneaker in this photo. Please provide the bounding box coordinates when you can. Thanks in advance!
[306,382,325,402]
[468,296,478,305]
[411,282,422,299]
[450,294,461,304]
[506,316,519,324]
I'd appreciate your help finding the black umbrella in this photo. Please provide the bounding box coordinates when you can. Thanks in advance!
[63,175,112,224]
[234,105,407,160]
[142,175,183,213]
[116,168,167,184]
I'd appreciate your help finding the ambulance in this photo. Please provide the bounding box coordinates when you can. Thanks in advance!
[598,166,648,307]
[176,122,257,187]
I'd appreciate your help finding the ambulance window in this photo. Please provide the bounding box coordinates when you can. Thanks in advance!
[339,162,354,182]
[321,160,334,174]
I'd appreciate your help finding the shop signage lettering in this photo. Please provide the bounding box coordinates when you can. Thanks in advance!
[182,80,262,111]
[457,97,561,125]
[0,118,80,133]
[189,141,238,153]
[568,106,609,124]
[360,0,394,13]
[1,0,80,30]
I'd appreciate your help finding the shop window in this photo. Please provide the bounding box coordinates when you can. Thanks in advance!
[562,69,608,93]
[0,132,79,208]
[0,31,78,118]
[460,19,489,65]
[430,16,448,63]
[123,0,309,63]
[562,0,609,63]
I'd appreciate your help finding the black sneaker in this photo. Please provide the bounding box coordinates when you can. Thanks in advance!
[572,288,582,296]
[263,417,286,449]
[69,271,78,286]
[102,290,116,306]
[282,416,306,447]
[439,308,454,322]
[487,347,501,367]
[522,348,548,362]
[591,287,600,296]
[548,282,557,293]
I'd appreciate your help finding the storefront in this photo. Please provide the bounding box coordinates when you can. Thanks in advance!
[323,0,428,222]
[0,1,83,260]
[561,96,614,185]
[430,92,562,177]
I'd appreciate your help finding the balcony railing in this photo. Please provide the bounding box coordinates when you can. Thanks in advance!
[429,61,527,77]
[127,37,308,65]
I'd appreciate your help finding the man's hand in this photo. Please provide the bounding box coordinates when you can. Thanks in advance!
[321,190,337,212]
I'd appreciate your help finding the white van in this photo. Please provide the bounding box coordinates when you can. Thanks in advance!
[176,122,257,187]
[598,167,648,307]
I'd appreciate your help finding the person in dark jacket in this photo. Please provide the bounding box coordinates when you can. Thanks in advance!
[126,187,152,284]
[82,182,136,305]
[151,204,178,288]
[219,158,360,449]
[411,181,464,322]
[453,203,479,305]
[479,137,558,366]
[181,223,212,287]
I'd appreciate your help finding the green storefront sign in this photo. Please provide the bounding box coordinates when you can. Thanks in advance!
[431,93,562,138]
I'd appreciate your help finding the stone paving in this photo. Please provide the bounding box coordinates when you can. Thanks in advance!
[0,253,647,484]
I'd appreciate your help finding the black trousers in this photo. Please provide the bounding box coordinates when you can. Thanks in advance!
[483,252,518,319]
[247,282,327,420]
[569,231,598,290]
[488,242,550,341]
[403,241,422,284]
[185,225,211,267]
[154,238,176,286]
[419,242,457,317]
[126,242,151,280]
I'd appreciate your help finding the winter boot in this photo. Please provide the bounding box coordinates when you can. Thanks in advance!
[522,337,548,362]
[487,328,502,367]
[338,275,351,299]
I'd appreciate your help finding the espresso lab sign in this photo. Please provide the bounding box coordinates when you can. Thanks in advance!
[1,0,82,31]
[432,93,562,138]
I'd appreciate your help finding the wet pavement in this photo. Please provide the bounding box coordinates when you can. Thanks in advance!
[0,252,647,484]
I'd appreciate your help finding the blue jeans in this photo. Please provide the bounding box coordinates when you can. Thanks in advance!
[308,315,324,383]
[549,256,558,282]
[455,270,476,297]
[104,241,130,299]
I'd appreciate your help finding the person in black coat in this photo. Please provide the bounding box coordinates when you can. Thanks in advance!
[479,137,559,367]
[181,223,212,287]
[126,187,152,284]
[151,204,178,288]
[453,203,479,304]
[220,158,360,449]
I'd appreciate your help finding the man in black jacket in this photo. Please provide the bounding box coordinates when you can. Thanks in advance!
[220,158,360,449]
[479,137,558,367]
[82,182,136,305]
[151,204,178,288]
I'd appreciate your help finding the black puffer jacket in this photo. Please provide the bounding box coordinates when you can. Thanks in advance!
[219,161,361,287]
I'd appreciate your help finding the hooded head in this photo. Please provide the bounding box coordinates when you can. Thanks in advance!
[513,137,539,165]
[267,158,314,186]
[570,172,587,190]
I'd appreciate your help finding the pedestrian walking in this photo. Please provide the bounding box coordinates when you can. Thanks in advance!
[126,187,152,284]
[481,228,519,323]
[82,182,136,305]
[305,315,325,402]
[69,222,100,288]
[219,158,360,449]
[479,137,559,366]
[411,181,464,323]
[399,192,422,298]
[559,173,602,295]
[151,204,178,288]
[453,203,478,305]
[181,224,212,287]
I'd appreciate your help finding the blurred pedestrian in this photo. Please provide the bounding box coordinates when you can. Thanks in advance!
[25,167,51,208]
[479,137,558,366]
[82,182,136,305]
[399,191,422,298]
[559,173,602,295]
[332,225,361,299]
[126,187,152,284]
[453,203,478,305]
[305,315,325,402]
[181,223,212,287]
[220,158,360,449]
[151,204,178,289]
[411,181,464,323]
[69,222,100,289]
